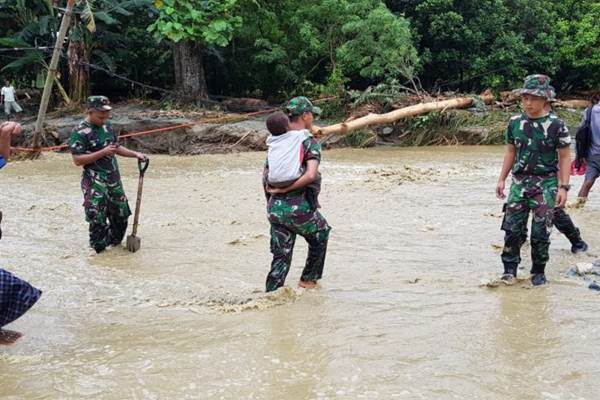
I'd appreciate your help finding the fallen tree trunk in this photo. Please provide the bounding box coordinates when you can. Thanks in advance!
[555,99,589,109]
[315,90,494,137]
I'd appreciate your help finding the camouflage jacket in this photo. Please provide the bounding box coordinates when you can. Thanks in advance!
[506,112,571,176]
[69,120,121,180]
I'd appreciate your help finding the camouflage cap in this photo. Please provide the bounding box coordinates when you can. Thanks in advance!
[512,74,554,100]
[548,85,557,102]
[285,96,322,116]
[87,95,112,111]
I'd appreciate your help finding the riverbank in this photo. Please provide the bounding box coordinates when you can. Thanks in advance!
[11,102,586,155]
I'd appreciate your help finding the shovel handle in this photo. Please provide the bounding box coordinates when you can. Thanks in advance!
[138,158,150,175]
[131,158,148,237]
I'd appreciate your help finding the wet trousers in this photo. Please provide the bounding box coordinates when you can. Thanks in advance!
[81,174,131,252]
[501,175,557,272]
[266,193,331,292]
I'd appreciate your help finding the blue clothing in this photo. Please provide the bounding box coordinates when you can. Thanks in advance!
[583,104,600,157]
[0,155,5,170]
[0,268,41,328]
[585,154,600,182]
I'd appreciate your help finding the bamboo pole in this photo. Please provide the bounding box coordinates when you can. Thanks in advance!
[315,90,494,137]
[32,0,76,150]
[54,76,71,105]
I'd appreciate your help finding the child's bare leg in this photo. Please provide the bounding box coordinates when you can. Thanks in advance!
[0,329,23,345]
[578,179,595,198]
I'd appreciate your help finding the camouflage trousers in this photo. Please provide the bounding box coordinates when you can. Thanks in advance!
[81,173,131,252]
[266,192,331,292]
[501,175,557,270]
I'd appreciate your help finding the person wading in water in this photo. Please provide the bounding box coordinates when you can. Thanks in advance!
[263,97,331,292]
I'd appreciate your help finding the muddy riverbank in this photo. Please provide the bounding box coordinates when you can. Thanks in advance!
[13,103,586,156]
[1,147,600,399]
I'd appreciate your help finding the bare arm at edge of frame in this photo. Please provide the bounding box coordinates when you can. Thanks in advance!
[496,144,516,199]
[556,147,571,208]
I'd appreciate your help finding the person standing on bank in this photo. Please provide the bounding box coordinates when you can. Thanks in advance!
[496,75,571,286]
[1,80,23,120]
[263,97,331,292]
[69,96,147,253]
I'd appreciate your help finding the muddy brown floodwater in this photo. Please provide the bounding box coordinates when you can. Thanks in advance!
[1,147,600,399]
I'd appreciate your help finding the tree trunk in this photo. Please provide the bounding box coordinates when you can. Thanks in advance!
[68,39,89,104]
[173,40,208,103]
[33,0,75,150]
[314,90,495,137]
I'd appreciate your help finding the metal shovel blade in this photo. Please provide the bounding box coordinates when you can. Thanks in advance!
[126,234,141,253]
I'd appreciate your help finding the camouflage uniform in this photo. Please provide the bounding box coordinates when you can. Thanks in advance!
[265,97,330,292]
[502,75,571,273]
[69,96,131,252]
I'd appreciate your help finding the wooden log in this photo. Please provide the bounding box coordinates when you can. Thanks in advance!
[555,99,589,109]
[315,90,494,137]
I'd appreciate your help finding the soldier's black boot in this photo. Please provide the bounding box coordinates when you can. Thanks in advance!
[571,240,588,254]
[531,264,547,286]
[501,262,518,283]
[565,227,588,254]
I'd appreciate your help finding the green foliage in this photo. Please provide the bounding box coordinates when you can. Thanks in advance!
[337,3,418,82]
[556,1,600,88]
[349,80,413,110]
[386,0,567,90]
[345,129,377,148]
[148,0,242,46]
[1,0,599,105]
[220,0,418,98]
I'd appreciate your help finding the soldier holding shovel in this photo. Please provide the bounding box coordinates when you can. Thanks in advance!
[69,96,147,253]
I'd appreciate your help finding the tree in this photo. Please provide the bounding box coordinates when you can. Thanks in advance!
[148,0,242,103]
[337,3,419,89]
[67,0,153,104]
[0,0,58,83]
[219,0,419,98]
[556,0,600,89]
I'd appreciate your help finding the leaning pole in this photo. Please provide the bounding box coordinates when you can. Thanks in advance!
[32,0,76,151]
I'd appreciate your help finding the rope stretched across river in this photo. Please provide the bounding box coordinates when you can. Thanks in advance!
[11,108,279,153]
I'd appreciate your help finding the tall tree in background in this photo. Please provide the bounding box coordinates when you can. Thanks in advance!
[148,0,242,103]
[337,2,419,90]
[556,0,600,89]
[0,0,58,83]
[221,0,419,98]
[385,0,563,91]
[68,0,153,104]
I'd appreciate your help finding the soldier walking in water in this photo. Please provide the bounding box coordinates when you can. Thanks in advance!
[69,96,147,253]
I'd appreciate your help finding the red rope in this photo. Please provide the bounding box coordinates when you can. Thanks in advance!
[11,108,277,153]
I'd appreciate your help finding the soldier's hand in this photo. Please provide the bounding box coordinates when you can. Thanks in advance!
[556,188,568,208]
[495,180,506,199]
[0,121,22,136]
[266,186,286,194]
[104,144,119,156]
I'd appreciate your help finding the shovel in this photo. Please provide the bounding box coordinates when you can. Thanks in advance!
[126,158,149,252]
